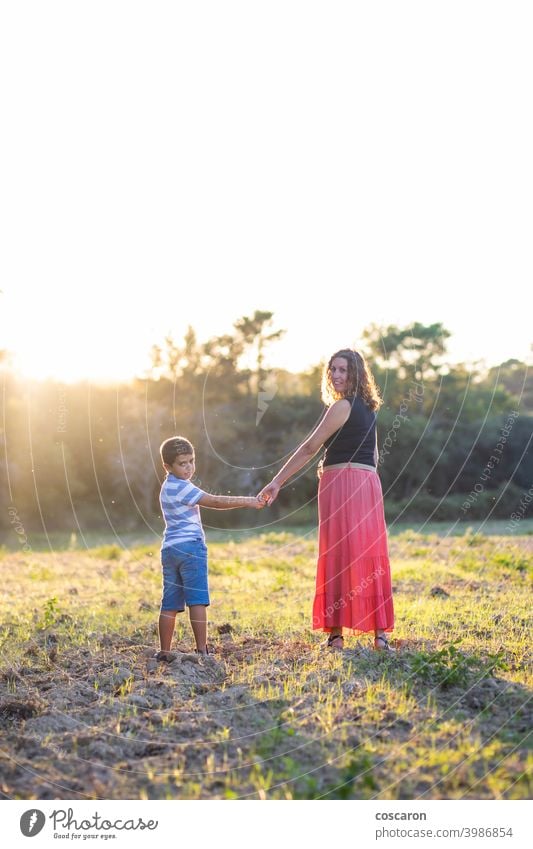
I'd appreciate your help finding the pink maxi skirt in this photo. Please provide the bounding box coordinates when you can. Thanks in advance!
[312,465,394,634]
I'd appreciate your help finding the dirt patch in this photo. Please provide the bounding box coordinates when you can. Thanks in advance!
[0,698,44,722]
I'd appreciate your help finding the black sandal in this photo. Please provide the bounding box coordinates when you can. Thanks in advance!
[374,634,394,652]
[327,634,344,650]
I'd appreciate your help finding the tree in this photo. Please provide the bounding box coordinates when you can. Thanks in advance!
[233,310,285,393]
[362,321,451,382]
[484,358,533,412]
[149,326,203,385]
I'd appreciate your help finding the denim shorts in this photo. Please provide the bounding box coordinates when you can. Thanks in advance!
[160,538,209,611]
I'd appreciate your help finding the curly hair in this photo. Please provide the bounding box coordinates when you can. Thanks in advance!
[321,348,383,411]
[160,436,195,467]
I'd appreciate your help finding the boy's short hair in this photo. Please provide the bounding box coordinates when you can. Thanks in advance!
[160,436,195,467]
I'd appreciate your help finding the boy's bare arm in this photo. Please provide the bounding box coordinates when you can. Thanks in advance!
[198,493,264,510]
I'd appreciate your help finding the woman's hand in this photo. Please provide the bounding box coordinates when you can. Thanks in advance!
[257,481,280,506]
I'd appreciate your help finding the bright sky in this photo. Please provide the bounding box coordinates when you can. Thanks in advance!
[1,2,532,383]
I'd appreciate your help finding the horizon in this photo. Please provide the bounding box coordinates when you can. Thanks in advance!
[1,329,528,389]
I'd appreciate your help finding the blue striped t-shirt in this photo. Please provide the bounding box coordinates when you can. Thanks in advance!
[160,474,206,549]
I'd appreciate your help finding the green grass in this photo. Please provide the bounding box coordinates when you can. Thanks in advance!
[2,518,533,553]
[0,526,531,800]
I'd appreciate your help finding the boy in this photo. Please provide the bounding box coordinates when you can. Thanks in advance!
[156,435,263,661]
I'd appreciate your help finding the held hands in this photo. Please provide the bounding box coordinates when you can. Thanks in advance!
[257,481,280,506]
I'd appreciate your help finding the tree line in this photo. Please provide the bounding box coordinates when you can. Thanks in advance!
[1,312,532,537]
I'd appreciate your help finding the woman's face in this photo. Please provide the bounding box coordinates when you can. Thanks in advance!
[330,357,349,395]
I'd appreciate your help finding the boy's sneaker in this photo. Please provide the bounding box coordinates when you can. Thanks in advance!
[154,650,177,663]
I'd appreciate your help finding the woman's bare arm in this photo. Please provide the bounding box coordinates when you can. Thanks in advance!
[258,400,351,502]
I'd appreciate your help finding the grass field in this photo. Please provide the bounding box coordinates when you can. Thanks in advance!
[4,517,533,553]
[0,526,531,800]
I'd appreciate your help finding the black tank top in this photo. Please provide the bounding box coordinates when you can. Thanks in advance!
[322,396,376,467]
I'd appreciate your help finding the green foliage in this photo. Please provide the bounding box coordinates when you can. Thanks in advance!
[89,545,122,560]
[38,596,60,630]
[363,320,451,382]
[1,316,531,535]
[491,551,531,574]
[463,528,486,546]
[409,641,508,689]
[340,752,378,794]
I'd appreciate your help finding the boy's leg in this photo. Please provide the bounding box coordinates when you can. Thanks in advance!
[159,610,178,652]
[159,550,185,656]
[188,605,207,653]
[180,539,210,654]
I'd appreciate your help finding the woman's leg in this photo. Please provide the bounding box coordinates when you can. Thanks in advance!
[374,629,393,650]
[327,628,344,650]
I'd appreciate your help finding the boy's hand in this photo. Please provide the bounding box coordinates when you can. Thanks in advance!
[258,481,280,506]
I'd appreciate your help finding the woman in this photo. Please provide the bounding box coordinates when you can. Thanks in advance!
[258,349,394,651]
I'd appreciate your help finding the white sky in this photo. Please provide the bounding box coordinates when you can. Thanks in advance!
[1,2,532,382]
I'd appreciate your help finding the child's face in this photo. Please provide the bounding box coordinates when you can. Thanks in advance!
[167,453,195,480]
